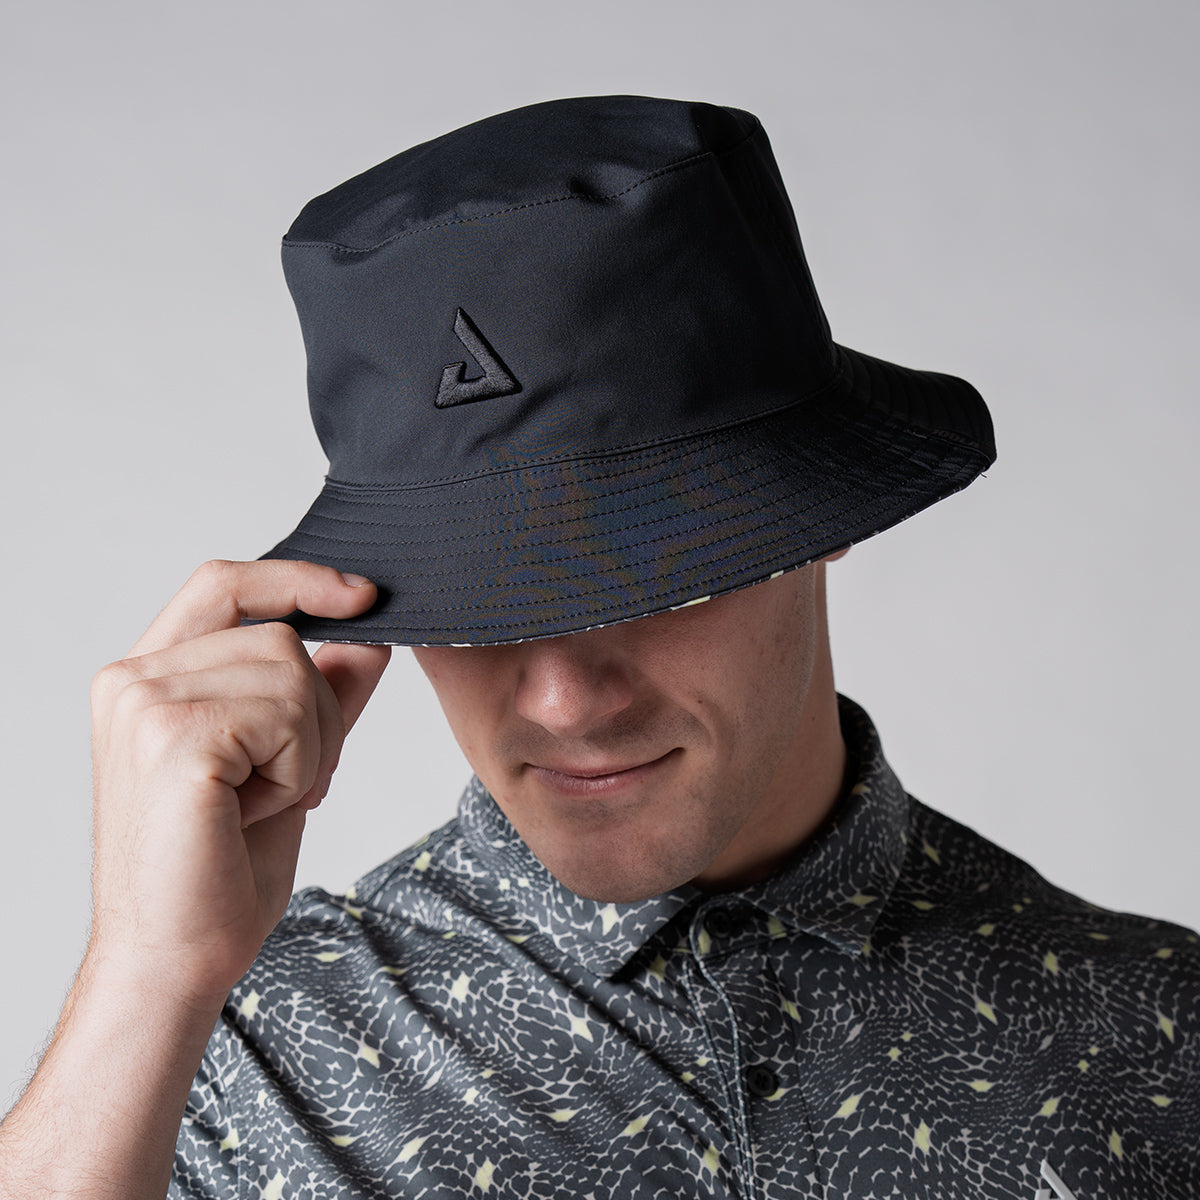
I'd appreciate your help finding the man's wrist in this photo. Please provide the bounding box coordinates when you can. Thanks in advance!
[79,933,235,1022]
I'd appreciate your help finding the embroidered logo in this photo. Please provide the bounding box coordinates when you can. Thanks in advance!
[1035,1159,1080,1200]
[435,308,521,408]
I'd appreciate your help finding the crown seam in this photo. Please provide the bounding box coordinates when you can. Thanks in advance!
[281,121,761,255]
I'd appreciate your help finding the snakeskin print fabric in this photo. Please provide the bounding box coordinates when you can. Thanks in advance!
[170,697,1199,1198]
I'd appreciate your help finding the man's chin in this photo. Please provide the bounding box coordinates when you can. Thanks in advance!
[561,877,672,904]
[535,842,704,904]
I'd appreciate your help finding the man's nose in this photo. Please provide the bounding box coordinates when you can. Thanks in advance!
[513,635,635,738]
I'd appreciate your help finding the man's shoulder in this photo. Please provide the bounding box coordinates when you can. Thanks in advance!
[226,818,476,996]
[886,796,1200,980]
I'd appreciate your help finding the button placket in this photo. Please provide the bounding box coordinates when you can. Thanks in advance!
[686,908,759,1196]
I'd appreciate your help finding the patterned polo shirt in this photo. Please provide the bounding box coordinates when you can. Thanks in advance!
[171,698,1199,1199]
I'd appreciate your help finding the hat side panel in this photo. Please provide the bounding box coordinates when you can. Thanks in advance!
[282,148,841,487]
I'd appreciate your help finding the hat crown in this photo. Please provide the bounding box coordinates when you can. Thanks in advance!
[280,95,837,485]
[286,97,758,250]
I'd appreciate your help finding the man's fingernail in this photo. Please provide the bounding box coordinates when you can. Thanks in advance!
[341,573,372,587]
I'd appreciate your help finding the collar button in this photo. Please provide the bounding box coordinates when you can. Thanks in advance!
[704,909,735,940]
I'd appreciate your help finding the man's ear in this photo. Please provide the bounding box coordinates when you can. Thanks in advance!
[820,547,851,564]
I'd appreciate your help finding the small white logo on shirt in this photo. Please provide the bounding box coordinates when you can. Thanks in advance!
[1035,1159,1080,1200]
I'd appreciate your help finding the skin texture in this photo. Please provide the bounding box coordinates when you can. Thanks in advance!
[88,560,392,1005]
[0,561,391,1200]
[414,558,848,902]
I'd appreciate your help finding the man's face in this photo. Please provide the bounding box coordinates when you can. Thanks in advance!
[412,565,841,902]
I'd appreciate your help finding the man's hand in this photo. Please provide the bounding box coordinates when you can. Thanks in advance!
[0,559,390,1200]
[88,558,391,1004]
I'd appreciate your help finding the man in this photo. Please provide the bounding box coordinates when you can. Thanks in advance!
[1,97,1195,1200]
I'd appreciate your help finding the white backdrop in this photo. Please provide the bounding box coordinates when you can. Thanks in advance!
[2,0,1197,1104]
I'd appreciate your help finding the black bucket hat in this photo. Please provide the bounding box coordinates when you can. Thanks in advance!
[261,95,995,645]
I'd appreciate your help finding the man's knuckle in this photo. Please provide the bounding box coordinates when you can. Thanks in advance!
[187,559,233,598]
[128,699,188,757]
[276,693,309,727]
[277,656,313,698]
[183,559,242,624]
[111,676,170,728]
[257,620,305,659]
[91,659,134,707]
[192,558,235,586]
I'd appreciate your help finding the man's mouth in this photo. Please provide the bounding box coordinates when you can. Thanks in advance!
[526,750,677,796]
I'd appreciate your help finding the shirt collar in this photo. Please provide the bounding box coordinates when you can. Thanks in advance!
[738,695,910,956]
[457,694,909,978]
[457,774,697,979]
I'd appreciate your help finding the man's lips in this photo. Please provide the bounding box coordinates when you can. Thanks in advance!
[525,750,677,796]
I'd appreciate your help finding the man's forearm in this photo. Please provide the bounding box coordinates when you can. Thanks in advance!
[0,948,224,1200]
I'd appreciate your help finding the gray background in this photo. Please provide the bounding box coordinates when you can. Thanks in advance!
[2,1,1196,1104]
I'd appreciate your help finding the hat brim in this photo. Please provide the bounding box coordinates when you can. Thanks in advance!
[260,345,994,645]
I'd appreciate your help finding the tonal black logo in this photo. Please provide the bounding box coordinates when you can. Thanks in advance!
[435,308,521,408]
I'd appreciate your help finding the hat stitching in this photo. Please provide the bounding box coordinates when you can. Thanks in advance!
[293,421,940,534]
[295,451,866,543]
[314,372,857,496]
[286,487,958,597]
[314,438,803,521]
[292,466,911,561]
[284,466,936,592]
[311,477,970,633]
[277,452,974,612]
[295,504,868,633]
[285,495,957,640]
[281,143,742,256]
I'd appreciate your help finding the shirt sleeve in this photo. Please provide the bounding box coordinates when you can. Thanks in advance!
[168,1019,241,1199]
